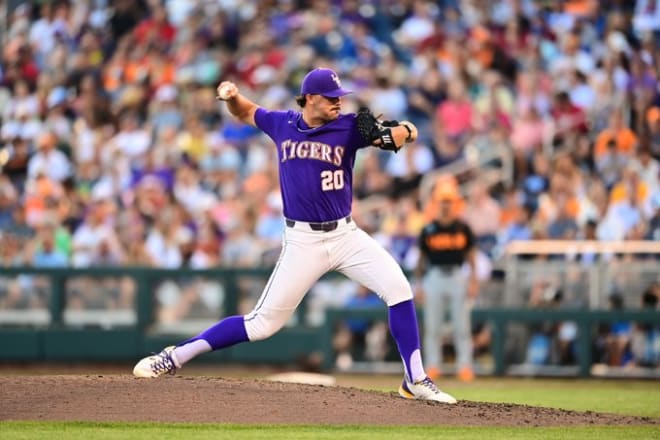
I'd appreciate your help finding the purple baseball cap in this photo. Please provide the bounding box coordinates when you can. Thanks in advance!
[300,68,353,97]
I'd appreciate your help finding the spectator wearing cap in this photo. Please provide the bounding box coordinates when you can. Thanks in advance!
[423,175,464,222]
[415,177,478,382]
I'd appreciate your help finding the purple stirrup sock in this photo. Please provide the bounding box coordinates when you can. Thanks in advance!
[389,299,424,383]
[178,315,249,350]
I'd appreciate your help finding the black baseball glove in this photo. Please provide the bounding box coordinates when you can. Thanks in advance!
[356,107,399,152]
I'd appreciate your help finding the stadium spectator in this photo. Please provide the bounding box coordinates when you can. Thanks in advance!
[647,106,660,159]
[71,196,122,268]
[462,179,501,256]
[550,90,588,149]
[594,111,639,175]
[630,282,660,368]
[434,78,473,165]
[334,284,389,370]
[26,218,68,268]
[26,131,72,184]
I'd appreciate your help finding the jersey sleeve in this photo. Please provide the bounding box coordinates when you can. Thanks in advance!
[254,108,293,139]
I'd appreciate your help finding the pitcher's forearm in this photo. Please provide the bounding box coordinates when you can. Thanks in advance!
[217,81,259,126]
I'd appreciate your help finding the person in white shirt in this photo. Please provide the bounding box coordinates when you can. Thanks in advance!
[71,198,123,267]
[26,131,72,183]
[629,147,659,195]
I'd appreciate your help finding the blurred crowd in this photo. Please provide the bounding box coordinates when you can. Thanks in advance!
[0,0,659,273]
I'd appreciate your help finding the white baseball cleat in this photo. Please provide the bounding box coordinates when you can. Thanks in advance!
[133,346,181,378]
[398,376,458,404]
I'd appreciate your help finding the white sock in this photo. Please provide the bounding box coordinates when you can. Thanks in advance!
[410,349,426,383]
[173,339,212,366]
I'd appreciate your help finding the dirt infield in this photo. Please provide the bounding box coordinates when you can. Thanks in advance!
[0,375,657,426]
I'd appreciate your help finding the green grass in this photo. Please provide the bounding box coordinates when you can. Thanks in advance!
[442,378,660,418]
[1,422,659,440]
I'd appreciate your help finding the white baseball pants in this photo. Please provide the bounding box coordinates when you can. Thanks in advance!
[244,219,413,341]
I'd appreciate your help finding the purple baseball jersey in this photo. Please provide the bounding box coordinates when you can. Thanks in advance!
[254,108,367,222]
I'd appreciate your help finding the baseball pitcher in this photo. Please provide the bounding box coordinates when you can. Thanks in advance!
[133,68,457,404]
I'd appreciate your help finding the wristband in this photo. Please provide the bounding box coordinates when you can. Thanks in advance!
[401,122,413,142]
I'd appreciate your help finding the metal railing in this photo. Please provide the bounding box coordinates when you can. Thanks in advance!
[502,240,660,309]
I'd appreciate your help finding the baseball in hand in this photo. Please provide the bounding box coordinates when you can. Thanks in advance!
[217,83,235,101]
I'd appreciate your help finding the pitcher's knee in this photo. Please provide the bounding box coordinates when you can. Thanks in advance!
[243,312,287,341]
[382,281,413,306]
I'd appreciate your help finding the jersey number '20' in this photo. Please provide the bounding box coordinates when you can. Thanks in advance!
[321,170,344,191]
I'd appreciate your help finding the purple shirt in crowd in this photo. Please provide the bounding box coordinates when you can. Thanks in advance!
[254,108,367,222]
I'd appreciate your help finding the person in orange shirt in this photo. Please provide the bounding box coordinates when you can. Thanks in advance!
[609,165,650,209]
[594,111,639,158]
[594,111,639,189]
[563,0,598,17]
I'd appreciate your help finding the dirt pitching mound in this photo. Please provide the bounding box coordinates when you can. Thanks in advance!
[0,375,657,426]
